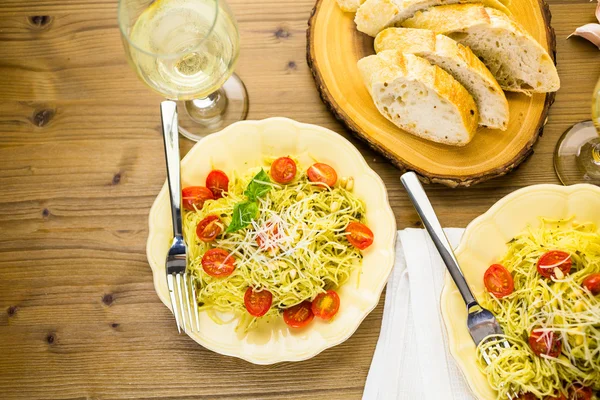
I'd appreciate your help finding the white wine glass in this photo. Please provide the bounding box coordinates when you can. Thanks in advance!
[554,77,600,185]
[118,0,248,140]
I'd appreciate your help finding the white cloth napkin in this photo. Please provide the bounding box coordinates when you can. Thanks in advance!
[363,228,475,400]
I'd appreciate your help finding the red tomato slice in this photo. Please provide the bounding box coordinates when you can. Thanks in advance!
[307,163,337,188]
[270,157,297,184]
[528,328,562,358]
[345,221,374,250]
[547,393,567,400]
[196,215,222,242]
[182,186,214,211]
[244,287,273,317]
[570,384,593,400]
[256,221,280,250]
[201,248,235,277]
[283,301,314,328]
[311,290,340,320]
[537,250,572,279]
[483,264,515,298]
[206,170,229,199]
[582,273,600,295]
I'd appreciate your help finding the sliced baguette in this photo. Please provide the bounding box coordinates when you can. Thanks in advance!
[375,27,509,130]
[336,0,366,12]
[357,50,479,146]
[354,0,510,37]
[402,4,560,94]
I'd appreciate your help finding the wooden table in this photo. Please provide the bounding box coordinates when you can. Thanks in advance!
[0,0,598,398]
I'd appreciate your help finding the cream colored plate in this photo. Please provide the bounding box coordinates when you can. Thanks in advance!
[441,184,600,399]
[147,117,396,364]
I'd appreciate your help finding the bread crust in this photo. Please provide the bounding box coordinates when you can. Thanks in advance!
[358,50,479,146]
[375,27,509,129]
[402,4,560,93]
[355,0,508,37]
[336,0,366,12]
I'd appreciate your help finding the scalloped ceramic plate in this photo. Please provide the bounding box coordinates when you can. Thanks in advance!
[147,117,396,364]
[441,184,600,399]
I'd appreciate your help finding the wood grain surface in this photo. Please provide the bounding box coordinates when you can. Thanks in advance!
[0,0,598,399]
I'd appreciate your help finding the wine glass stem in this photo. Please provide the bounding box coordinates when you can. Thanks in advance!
[184,87,229,124]
[592,141,600,165]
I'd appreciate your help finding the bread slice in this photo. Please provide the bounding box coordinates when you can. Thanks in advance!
[354,0,510,37]
[357,50,479,146]
[402,4,560,94]
[375,27,509,130]
[336,0,366,12]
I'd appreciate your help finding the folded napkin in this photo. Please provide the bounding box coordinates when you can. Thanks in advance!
[363,228,475,400]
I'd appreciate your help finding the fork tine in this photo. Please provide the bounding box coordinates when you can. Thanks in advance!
[183,272,194,332]
[175,273,187,332]
[481,349,492,365]
[190,274,200,331]
[167,274,182,334]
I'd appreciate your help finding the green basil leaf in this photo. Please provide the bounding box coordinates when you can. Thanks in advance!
[226,201,259,233]
[244,169,272,201]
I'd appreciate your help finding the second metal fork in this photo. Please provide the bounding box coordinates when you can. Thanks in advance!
[160,100,199,333]
[401,172,516,399]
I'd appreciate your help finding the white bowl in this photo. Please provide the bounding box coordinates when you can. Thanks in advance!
[147,117,396,364]
[441,184,600,399]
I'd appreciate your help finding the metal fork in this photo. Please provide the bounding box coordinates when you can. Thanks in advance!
[401,172,516,399]
[160,100,199,334]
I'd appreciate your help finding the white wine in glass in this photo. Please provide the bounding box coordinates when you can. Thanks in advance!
[118,0,248,140]
[554,78,600,185]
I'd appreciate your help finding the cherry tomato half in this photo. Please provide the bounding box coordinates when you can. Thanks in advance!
[345,221,374,250]
[537,250,572,279]
[201,248,235,277]
[547,393,567,400]
[528,328,562,358]
[570,384,593,400]
[270,157,297,184]
[283,301,314,328]
[311,290,340,321]
[244,287,273,317]
[206,170,229,199]
[182,186,214,211]
[307,163,337,188]
[256,221,280,250]
[483,264,514,298]
[515,394,537,400]
[196,215,222,242]
[582,273,600,295]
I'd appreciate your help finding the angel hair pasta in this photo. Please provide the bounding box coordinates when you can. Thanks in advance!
[181,157,373,330]
[477,218,600,399]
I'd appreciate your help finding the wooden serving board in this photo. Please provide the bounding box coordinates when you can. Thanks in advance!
[307,0,557,187]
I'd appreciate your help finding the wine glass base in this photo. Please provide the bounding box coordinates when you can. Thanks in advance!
[554,120,600,185]
[178,73,249,141]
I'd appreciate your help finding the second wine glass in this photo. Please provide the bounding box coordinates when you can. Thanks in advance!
[554,77,600,185]
[118,0,248,140]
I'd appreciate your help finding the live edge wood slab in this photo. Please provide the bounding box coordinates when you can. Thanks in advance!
[307,0,557,187]
[0,0,598,399]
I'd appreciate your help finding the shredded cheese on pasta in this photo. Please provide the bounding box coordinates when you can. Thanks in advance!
[182,163,365,329]
[477,218,600,398]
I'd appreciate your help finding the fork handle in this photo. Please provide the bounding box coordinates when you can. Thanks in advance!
[401,172,477,307]
[160,101,183,239]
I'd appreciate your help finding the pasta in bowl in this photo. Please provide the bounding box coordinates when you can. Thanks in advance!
[442,184,600,399]
[147,117,396,364]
